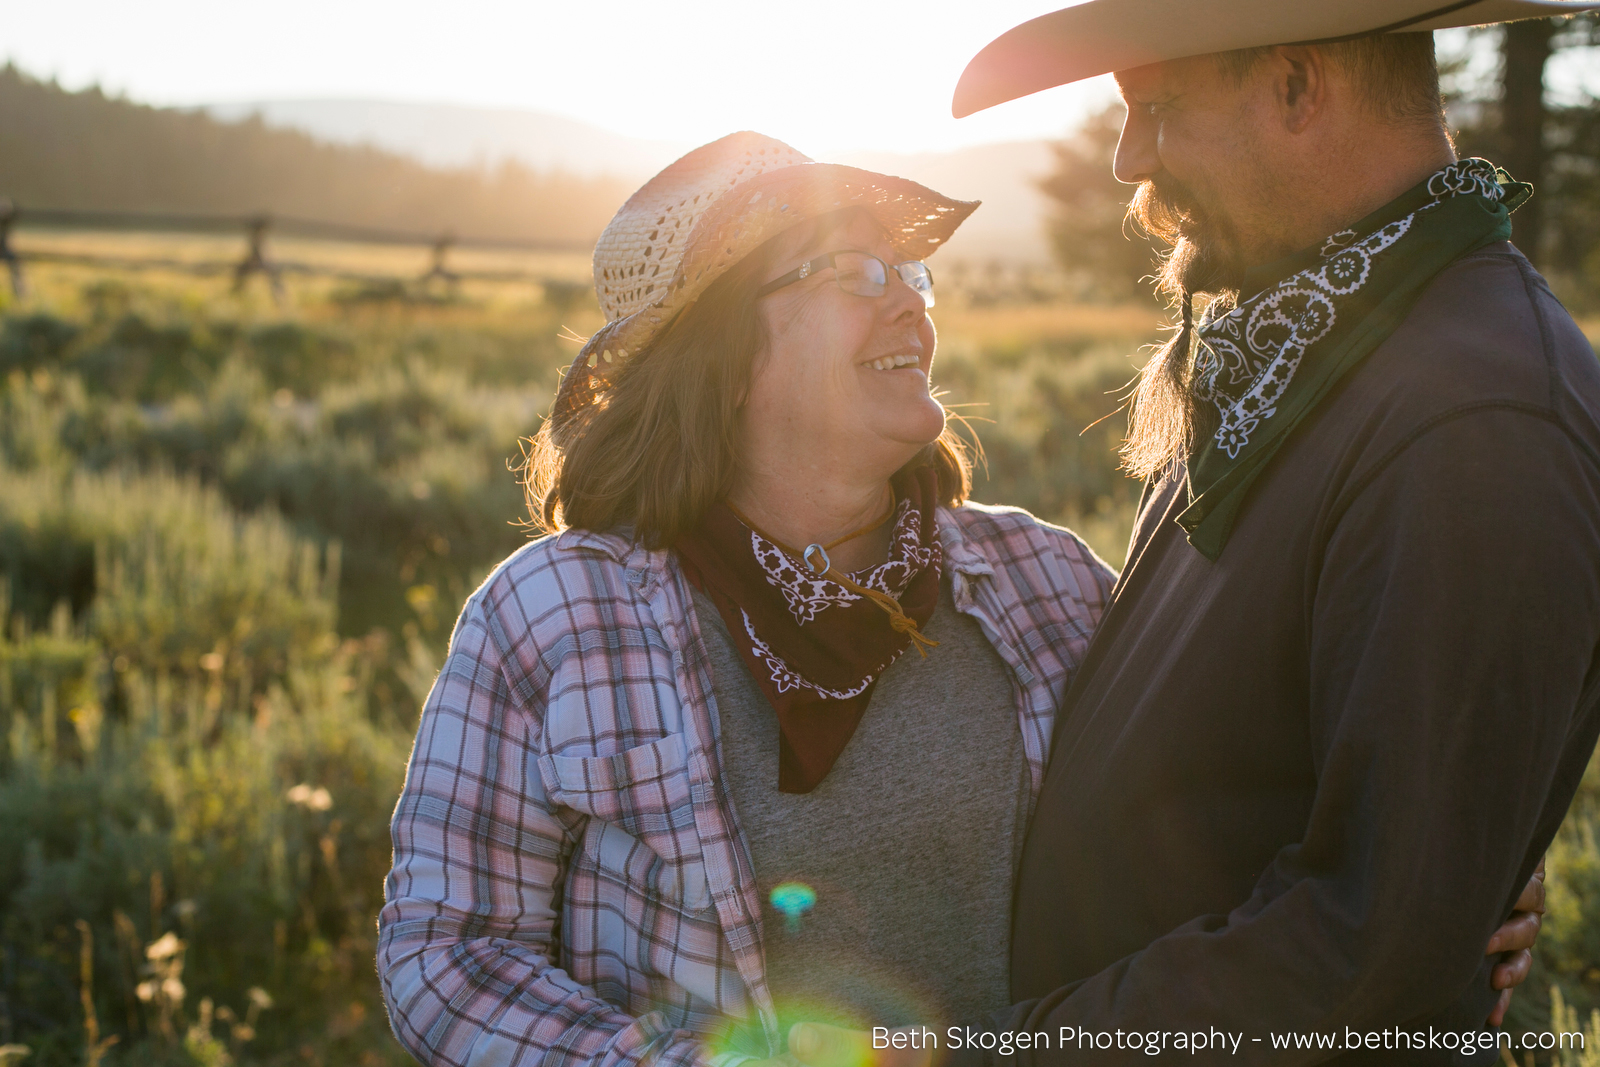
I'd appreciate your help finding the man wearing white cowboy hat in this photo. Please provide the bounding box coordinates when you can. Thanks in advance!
[791,3,1600,1065]
[964,2,1600,1063]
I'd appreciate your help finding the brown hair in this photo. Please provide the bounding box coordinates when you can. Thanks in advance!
[1216,32,1444,128]
[523,222,971,546]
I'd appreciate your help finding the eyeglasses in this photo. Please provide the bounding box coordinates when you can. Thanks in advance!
[756,250,935,308]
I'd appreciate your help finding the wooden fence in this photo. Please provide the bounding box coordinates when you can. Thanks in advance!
[0,200,593,300]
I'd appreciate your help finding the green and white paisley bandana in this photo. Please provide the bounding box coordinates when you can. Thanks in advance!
[1178,158,1531,560]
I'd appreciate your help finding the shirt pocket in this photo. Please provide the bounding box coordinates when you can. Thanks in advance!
[539,733,713,912]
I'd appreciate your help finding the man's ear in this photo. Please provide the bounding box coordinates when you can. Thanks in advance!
[1271,45,1327,135]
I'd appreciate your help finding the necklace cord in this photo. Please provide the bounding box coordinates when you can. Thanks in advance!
[724,497,939,659]
[821,498,895,551]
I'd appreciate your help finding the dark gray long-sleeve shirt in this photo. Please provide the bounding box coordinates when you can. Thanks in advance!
[988,245,1600,1065]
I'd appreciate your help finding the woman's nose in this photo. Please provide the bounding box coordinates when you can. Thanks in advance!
[1113,107,1162,186]
[883,268,926,322]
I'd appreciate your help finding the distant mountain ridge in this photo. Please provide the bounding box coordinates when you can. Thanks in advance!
[212,98,1058,262]
[206,99,694,178]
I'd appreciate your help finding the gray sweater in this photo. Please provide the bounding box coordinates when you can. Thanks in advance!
[692,580,1029,1035]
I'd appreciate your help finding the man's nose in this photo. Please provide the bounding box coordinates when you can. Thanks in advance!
[1113,107,1161,185]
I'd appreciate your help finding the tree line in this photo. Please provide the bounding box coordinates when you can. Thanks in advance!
[0,64,633,246]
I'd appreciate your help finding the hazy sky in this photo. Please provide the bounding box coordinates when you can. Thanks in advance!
[2,0,1127,155]
[8,2,1598,158]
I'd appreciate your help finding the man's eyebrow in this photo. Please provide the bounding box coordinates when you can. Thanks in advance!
[1116,79,1159,103]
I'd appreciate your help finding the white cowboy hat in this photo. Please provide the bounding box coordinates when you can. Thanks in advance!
[954,0,1600,117]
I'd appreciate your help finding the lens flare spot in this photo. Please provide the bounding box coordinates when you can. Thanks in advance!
[769,882,817,932]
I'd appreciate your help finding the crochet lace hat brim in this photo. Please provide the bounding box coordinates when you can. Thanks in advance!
[954,0,1600,118]
[551,162,978,431]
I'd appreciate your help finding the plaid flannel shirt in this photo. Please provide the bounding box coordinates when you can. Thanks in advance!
[378,502,1116,1067]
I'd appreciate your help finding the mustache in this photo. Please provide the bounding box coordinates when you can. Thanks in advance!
[1126,174,1243,300]
[1128,173,1207,246]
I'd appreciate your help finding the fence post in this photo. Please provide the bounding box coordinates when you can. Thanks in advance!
[233,214,284,302]
[0,199,24,298]
[421,232,458,289]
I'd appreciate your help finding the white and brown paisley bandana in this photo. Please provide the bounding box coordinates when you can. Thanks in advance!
[676,465,943,793]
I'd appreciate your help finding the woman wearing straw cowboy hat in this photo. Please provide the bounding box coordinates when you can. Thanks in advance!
[377,126,1547,1067]
[779,3,1600,1067]
[374,132,1116,1067]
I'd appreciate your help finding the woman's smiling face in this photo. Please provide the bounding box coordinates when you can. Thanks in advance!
[741,209,946,481]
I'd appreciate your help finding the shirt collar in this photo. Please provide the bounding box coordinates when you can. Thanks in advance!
[935,507,996,578]
[554,525,634,562]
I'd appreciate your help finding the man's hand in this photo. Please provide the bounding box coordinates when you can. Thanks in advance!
[788,1023,932,1067]
[1485,859,1546,1027]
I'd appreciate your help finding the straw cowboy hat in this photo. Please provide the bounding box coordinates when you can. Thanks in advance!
[953,0,1600,117]
[549,132,978,431]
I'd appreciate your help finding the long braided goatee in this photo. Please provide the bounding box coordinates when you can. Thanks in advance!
[1121,287,1205,481]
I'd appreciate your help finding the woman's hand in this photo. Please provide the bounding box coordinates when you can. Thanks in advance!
[1486,859,1547,1027]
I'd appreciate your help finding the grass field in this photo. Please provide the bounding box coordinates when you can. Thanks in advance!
[5,231,1156,568]
[0,241,1158,1066]
[2,237,1599,1066]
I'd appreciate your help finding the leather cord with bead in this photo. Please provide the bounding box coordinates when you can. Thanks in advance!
[725,499,938,658]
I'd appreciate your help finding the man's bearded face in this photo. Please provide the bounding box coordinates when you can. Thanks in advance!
[1112,55,1297,302]
[1128,171,1247,301]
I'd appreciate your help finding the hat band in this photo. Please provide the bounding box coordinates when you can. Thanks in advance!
[1294,0,1483,43]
